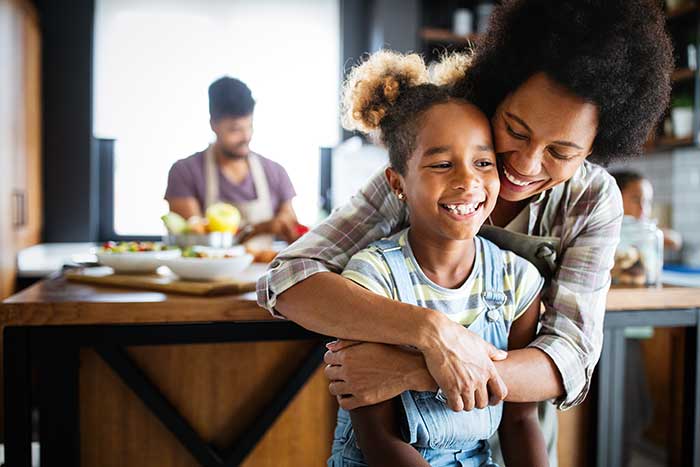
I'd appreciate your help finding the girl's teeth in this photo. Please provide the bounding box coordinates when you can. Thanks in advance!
[445,203,479,215]
[504,167,533,187]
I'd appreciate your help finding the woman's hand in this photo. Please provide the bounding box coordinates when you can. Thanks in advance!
[324,341,435,410]
[420,316,509,412]
[324,316,510,412]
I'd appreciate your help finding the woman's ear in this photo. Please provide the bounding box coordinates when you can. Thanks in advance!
[385,167,404,197]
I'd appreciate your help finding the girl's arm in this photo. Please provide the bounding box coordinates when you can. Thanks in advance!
[498,295,549,467]
[350,399,430,467]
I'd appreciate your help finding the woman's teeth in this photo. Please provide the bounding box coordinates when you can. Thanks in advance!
[443,203,480,215]
[503,167,536,187]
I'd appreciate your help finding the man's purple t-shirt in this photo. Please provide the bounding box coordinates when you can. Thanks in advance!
[164,149,296,214]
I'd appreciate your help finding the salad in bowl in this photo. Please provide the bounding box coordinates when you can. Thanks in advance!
[95,241,180,274]
[161,246,253,281]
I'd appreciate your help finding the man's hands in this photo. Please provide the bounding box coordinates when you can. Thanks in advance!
[324,317,509,412]
[239,217,299,243]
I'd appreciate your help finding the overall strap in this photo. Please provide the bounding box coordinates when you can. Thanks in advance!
[479,237,507,312]
[371,239,418,306]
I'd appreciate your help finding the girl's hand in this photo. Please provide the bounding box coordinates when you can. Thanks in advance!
[324,342,434,410]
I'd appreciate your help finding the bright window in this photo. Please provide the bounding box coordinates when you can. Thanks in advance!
[94,0,340,235]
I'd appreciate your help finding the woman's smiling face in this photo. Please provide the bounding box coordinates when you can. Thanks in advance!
[387,100,500,242]
[491,72,599,202]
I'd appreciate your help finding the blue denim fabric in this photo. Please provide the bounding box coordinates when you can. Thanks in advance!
[328,236,509,467]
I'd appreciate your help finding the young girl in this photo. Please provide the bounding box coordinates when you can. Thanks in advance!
[327,51,547,467]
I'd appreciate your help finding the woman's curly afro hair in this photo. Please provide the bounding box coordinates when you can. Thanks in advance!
[453,0,673,164]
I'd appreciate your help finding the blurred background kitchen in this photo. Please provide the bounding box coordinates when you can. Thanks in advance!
[1,1,700,467]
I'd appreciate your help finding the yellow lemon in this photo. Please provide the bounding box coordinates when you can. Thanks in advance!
[206,203,241,233]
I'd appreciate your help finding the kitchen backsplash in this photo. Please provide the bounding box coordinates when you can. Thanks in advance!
[608,149,700,265]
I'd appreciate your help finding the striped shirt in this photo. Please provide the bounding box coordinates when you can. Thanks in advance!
[342,230,544,326]
[257,160,623,410]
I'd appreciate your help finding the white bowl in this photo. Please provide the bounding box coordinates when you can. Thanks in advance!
[162,254,254,281]
[95,249,181,274]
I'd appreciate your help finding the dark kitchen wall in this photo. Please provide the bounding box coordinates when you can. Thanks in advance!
[34,0,98,242]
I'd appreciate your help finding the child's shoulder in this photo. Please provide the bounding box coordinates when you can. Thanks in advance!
[346,230,406,270]
[342,235,404,300]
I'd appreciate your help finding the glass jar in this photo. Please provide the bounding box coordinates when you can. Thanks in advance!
[613,216,664,287]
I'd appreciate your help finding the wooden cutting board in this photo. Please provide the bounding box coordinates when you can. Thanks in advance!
[65,264,268,296]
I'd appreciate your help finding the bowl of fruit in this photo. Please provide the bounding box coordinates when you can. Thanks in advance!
[95,241,180,274]
[162,203,247,248]
[161,246,253,281]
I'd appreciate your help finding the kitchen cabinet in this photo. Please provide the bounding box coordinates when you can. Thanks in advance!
[0,0,42,300]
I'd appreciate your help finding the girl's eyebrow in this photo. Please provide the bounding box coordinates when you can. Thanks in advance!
[476,144,494,152]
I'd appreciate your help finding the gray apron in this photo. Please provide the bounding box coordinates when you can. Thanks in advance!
[204,145,275,248]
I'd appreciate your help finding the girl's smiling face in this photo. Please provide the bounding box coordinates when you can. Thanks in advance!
[387,100,500,242]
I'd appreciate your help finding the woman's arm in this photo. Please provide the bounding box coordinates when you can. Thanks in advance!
[350,400,430,467]
[325,334,563,408]
[499,295,548,466]
[528,167,623,409]
[259,169,508,412]
[295,274,508,412]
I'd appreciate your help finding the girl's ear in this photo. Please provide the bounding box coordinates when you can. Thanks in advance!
[385,167,405,196]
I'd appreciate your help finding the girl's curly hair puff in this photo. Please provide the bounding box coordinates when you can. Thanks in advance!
[341,50,476,174]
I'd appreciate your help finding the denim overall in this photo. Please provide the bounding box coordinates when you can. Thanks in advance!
[328,236,510,467]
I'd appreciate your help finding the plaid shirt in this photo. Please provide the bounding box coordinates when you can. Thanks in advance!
[257,160,623,410]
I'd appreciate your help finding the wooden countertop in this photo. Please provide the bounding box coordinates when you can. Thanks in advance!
[2,274,700,328]
[1,274,270,327]
[606,285,700,311]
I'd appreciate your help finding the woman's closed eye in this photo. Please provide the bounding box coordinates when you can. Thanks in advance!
[547,147,578,160]
[505,122,528,140]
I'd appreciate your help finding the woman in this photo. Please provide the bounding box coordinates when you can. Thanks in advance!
[256,0,672,463]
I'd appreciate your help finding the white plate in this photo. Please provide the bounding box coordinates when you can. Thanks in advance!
[95,249,181,274]
[162,254,254,281]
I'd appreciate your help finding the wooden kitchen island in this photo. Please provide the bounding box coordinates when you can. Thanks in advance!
[1,273,336,467]
[2,274,700,467]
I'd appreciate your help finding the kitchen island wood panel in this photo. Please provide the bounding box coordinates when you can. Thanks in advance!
[3,274,700,466]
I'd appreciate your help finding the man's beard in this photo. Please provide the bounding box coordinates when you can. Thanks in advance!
[220,144,249,160]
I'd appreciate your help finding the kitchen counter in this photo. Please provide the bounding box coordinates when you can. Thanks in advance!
[579,285,700,467]
[2,276,700,467]
[15,242,96,278]
[1,273,334,467]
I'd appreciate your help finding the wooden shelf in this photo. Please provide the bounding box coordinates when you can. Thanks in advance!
[420,27,479,45]
[667,2,698,19]
[672,68,696,83]
[646,135,695,152]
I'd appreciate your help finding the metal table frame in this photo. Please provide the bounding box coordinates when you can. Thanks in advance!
[4,321,328,467]
[596,308,700,467]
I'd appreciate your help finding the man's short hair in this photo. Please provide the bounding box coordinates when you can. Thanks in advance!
[208,76,255,121]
